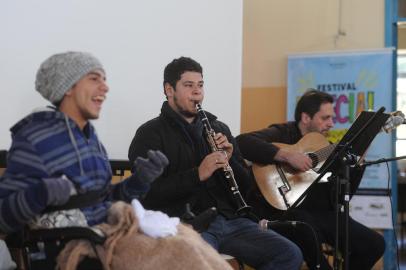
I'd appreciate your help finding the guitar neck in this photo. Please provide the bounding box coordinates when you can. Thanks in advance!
[313,143,336,163]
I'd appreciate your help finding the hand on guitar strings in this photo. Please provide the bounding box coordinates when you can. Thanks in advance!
[274,148,313,172]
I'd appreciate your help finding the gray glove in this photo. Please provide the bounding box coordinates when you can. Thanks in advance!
[133,150,169,184]
[43,176,75,206]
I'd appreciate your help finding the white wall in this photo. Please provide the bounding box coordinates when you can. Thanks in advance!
[0,0,243,159]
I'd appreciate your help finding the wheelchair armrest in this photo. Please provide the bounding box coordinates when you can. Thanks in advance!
[6,226,106,249]
[26,227,106,245]
[44,188,110,213]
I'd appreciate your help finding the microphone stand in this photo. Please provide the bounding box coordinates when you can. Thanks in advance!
[361,155,406,167]
[330,108,387,270]
[331,148,355,270]
[289,107,389,270]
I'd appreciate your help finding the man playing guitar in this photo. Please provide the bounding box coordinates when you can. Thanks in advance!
[236,89,385,270]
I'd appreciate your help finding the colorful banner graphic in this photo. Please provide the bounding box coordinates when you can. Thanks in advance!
[287,48,394,188]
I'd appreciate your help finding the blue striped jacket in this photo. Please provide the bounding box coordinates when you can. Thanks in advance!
[0,108,147,233]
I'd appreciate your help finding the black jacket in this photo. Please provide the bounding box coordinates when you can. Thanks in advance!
[236,121,301,164]
[128,102,253,219]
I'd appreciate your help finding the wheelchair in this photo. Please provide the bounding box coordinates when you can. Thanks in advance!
[5,190,108,270]
[1,151,131,270]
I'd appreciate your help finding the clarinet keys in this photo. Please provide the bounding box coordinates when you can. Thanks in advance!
[195,103,251,215]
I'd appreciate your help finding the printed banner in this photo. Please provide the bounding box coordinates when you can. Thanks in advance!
[287,48,394,189]
[349,195,393,229]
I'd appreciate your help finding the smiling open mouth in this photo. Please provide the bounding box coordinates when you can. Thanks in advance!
[92,95,106,102]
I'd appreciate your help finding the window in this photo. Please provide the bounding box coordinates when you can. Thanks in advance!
[397,52,406,157]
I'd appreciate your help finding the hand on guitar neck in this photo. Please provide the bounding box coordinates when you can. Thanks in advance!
[274,148,313,172]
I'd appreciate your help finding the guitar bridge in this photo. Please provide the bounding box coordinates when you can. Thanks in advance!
[276,165,291,208]
[276,165,291,191]
[278,186,291,208]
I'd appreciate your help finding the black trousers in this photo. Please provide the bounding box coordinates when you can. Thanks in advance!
[249,181,386,270]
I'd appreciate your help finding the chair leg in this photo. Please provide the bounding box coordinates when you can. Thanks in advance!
[8,247,30,270]
[237,259,244,270]
[400,212,404,252]
[221,254,244,270]
[228,258,244,270]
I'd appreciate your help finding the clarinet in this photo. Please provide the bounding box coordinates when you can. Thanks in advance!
[195,103,251,215]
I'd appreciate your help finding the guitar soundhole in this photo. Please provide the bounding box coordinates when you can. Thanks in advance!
[307,153,319,168]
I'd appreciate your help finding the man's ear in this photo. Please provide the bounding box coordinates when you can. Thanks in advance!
[164,82,174,98]
[65,88,73,97]
[301,112,311,124]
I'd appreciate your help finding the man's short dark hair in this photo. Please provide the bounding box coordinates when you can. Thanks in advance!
[163,57,203,97]
[294,89,334,122]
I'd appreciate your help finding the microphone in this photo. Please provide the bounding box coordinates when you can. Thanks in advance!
[382,111,406,133]
[259,219,300,230]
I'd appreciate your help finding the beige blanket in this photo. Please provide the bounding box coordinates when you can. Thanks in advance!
[56,202,232,270]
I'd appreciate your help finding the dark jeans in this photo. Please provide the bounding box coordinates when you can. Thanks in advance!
[201,215,303,270]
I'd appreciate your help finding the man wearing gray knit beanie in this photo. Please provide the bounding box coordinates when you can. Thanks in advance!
[36,51,105,105]
[34,51,108,128]
[0,51,168,268]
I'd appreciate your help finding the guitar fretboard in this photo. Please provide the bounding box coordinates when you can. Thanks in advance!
[311,143,336,165]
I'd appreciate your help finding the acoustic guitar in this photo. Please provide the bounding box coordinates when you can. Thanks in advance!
[251,111,404,210]
[251,132,337,210]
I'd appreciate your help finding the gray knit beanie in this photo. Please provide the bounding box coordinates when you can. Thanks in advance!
[35,51,104,104]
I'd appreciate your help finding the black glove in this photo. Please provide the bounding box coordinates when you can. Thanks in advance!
[43,176,75,206]
[133,150,169,184]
